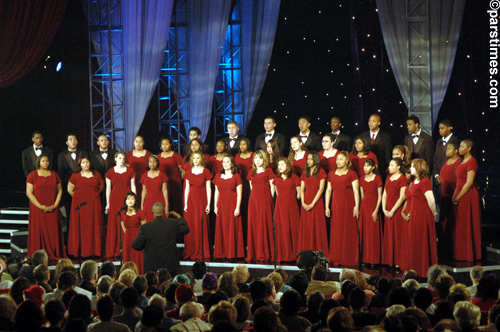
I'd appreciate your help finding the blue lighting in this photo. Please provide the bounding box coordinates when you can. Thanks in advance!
[56,62,62,72]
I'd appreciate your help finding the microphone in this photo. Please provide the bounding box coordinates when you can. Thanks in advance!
[116,206,127,216]
[74,201,87,210]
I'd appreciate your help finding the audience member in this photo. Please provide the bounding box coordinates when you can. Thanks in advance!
[9,277,30,305]
[42,299,65,332]
[192,261,207,297]
[267,272,285,301]
[61,289,77,309]
[427,265,448,296]
[405,308,432,332]
[368,277,391,309]
[472,274,499,311]
[22,285,45,306]
[306,265,339,296]
[198,272,218,306]
[261,277,279,311]
[449,283,472,303]
[167,284,195,319]
[88,294,130,332]
[217,271,238,298]
[145,271,161,297]
[114,286,141,329]
[97,275,113,295]
[208,300,237,326]
[0,295,16,331]
[232,294,251,330]
[137,305,164,332]
[205,291,229,316]
[233,265,250,293]
[100,262,117,280]
[327,306,354,332]
[413,287,434,318]
[435,274,456,302]
[118,269,138,287]
[171,301,212,332]
[468,265,484,297]
[454,301,481,332]
[289,271,309,307]
[434,319,462,332]
[349,287,377,327]
[307,298,340,332]
[403,278,420,299]
[387,286,413,308]
[402,269,419,283]
[253,306,283,332]
[299,290,324,324]
[432,300,456,326]
[249,280,269,315]
[80,260,98,295]
[34,264,53,293]
[278,289,312,331]
[133,275,149,311]
[164,282,180,311]
[15,299,44,332]
[67,294,93,327]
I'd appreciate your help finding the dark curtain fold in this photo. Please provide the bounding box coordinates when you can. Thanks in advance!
[0,0,68,88]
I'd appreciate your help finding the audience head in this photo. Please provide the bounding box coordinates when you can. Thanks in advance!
[267,272,285,293]
[454,301,481,331]
[436,274,455,299]
[133,275,148,296]
[100,261,116,279]
[232,294,251,323]
[67,294,91,323]
[249,280,267,301]
[145,271,159,287]
[120,286,139,310]
[261,277,276,300]
[307,290,325,309]
[61,288,77,309]
[174,273,191,286]
[179,301,203,321]
[413,287,433,312]
[33,264,50,284]
[476,274,499,301]
[377,277,391,296]
[340,268,356,283]
[14,299,43,332]
[217,271,238,298]
[427,265,447,290]
[192,261,207,280]
[449,283,472,303]
[348,287,366,311]
[208,300,237,325]
[327,306,354,332]
[434,300,457,323]
[202,272,218,291]
[470,265,484,284]
[109,281,125,305]
[402,269,419,282]
[80,260,98,282]
[434,319,462,332]
[44,299,65,327]
[341,280,356,300]
[141,305,164,328]
[9,277,30,305]
[32,249,48,266]
[312,265,328,281]
[289,271,309,297]
[206,291,229,314]
[175,284,195,304]
[0,295,17,323]
[22,285,45,305]
[148,293,167,311]
[386,304,406,318]
[405,308,432,332]
[232,264,250,284]
[157,268,172,284]
[402,278,420,298]
[96,294,114,322]
[320,298,340,323]
[164,282,179,303]
[279,289,302,316]
[387,286,412,308]
[118,268,137,286]
[253,306,279,332]
[97,275,113,294]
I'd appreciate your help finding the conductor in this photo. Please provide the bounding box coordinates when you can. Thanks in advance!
[132,202,189,276]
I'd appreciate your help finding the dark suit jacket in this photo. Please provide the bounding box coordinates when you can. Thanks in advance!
[132,216,189,274]
[90,149,117,179]
[22,146,54,178]
[255,131,287,154]
[333,132,352,152]
[181,143,211,157]
[404,131,435,173]
[359,130,392,174]
[57,149,89,185]
[433,134,460,177]
[222,136,244,156]
[301,132,322,152]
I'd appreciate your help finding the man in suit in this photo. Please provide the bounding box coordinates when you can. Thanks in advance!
[330,116,352,151]
[404,115,434,173]
[58,133,88,218]
[181,127,210,157]
[22,131,54,178]
[90,135,116,179]
[298,116,322,152]
[254,116,287,154]
[359,114,392,177]
[222,121,243,156]
[433,119,460,198]
[132,203,189,276]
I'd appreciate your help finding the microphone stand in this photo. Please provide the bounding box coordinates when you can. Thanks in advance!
[117,210,124,266]
[356,217,361,272]
[272,215,277,269]
[75,205,83,266]
[201,215,205,263]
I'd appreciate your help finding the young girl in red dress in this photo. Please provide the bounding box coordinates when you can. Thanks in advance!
[298,151,328,253]
[213,155,244,261]
[141,155,169,221]
[319,133,339,173]
[105,151,136,258]
[68,156,104,257]
[126,135,152,201]
[407,159,438,277]
[235,138,254,243]
[391,145,411,179]
[325,151,360,266]
[274,157,301,262]
[183,151,212,260]
[266,139,281,173]
[209,140,227,175]
[158,136,183,215]
[349,136,378,178]
[26,155,65,260]
[246,150,275,263]
[359,159,383,266]
[288,136,308,177]
[120,192,146,274]
[381,158,408,270]
[182,138,211,174]
[452,139,481,262]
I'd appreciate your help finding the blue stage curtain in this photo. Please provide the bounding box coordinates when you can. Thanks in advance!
[183,0,232,142]
[241,0,281,135]
[123,0,174,151]
[376,0,465,128]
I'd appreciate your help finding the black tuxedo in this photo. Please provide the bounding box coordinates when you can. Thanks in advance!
[255,131,287,154]
[181,143,211,157]
[359,130,392,176]
[222,136,244,156]
[333,132,352,152]
[90,149,117,179]
[433,134,460,177]
[300,132,322,152]
[22,145,54,178]
[132,215,189,275]
[57,149,89,185]
[404,131,435,173]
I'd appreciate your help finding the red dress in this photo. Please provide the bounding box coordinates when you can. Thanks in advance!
[213,173,245,259]
[438,158,461,257]
[298,169,328,253]
[235,153,254,242]
[140,172,169,222]
[328,169,359,266]
[27,171,65,260]
[292,152,308,177]
[319,150,338,173]
[246,167,275,262]
[181,154,211,172]
[382,175,408,268]
[453,157,481,261]
[274,174,301,262]
[349,152,378,178]
[208,155,224,175]
[105,167,135,258]
[126,150,152,202]
[184,168,212,260]
[359,175,383,265]
[121,210,145,274]
[158,152,183,215]
[68,172,104,257]
[407,178,438,277]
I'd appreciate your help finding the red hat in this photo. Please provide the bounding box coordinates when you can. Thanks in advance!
[23,285,45,305]
[175,284,194,303]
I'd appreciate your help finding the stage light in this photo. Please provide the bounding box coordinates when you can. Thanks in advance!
[56,62,62,72]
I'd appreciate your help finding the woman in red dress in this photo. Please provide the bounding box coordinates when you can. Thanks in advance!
[182,138,211,174]
[158,136,183,215]
[349,136,378,177]
[437,142,461,259]
[325,151,360,266]
[105,151,136,258]
[120,192,146,274]
[452,139,481,262]
[319,133,339,173]
[274,157,301,262]
[235,138,254,244]
[407,159,438,277]
[208,140,227,175]
[26,155,65,260]
[298,151,328,253]
[288,136,308,177]
[391,145,411,179]
[213,155,244,261]
[381,158,408,270]
[266,139,281,173]
[183,151,212,260]
[359,159,383,266]
[141,155,169,221]
[246,150,275,263]
[126,135,152,201]
[68,156,104,257]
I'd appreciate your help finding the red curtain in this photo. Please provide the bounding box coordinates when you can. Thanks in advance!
[0,0,68,88]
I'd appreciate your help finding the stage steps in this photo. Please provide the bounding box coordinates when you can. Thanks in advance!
[0,207,29,255]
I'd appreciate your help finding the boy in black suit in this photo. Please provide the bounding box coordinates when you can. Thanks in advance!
[298,116,322,152]
[330,116,352,151]
[222,121,243,156]
[181,127,210,156]
[90,135,116,179]
[22,131,54,177]
[359,114,392,177]
[254,116,287,154]
[404,115,434,173]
